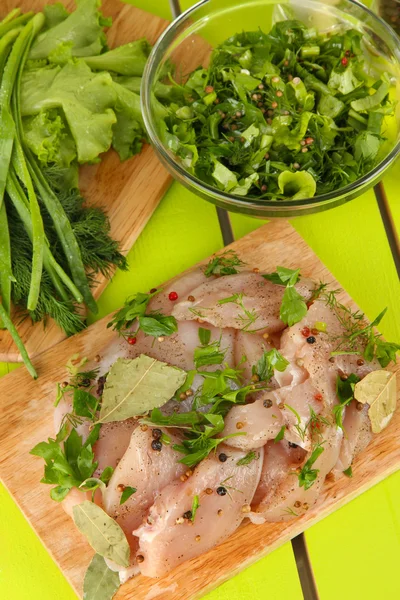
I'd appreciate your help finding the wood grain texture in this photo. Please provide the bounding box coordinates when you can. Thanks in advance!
[0,220,399,600]
[0,0,171,363]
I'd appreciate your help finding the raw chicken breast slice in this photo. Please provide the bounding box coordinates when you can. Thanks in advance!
[172,272,314,333]
[103,426,186,549]
[147,267,212,314]
[332,402,372,478]
[235,330,275,382]
[93,419,137,475]
[133,444,263,577]
[222,394,284,450]
[256,426,343,521]
[124,321,236,373]
[275,380,325,450]
[279,301,378,407]
[252,440,307,506]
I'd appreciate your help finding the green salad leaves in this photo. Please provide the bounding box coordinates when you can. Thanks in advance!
[155,20,394,200]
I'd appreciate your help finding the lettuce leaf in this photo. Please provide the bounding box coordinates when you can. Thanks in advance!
[21,62,117,163]
[111,82,146,161]
[83,40,151,76]
[29,0,108,61]
[23,109,77,168]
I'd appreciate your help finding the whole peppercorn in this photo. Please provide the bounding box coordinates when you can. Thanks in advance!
[263,398,273,408]
[151,439,162,451]
[168,291,178,301]
[306,336,316,344]
[127,336,137,345]
[183,510,192,520]
[289,442,299,449]
[218,453,228,462]
[152,428,162,440]
[217,486,227,496]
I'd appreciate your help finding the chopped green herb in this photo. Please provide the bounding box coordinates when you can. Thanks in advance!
[198,327,211,346]
[298,443,324,490]
[264,267,307,326]
[204,250,244,277]
[252,348,289,382]
[274,426,286,443]
[194,338,226,369]
[236,450,258,466]
[120,486,136,505]
[155,22,394,200]
[343,466,353,478]
[333,373,360,429]
[191,495,200,522]
[218,292,260,332]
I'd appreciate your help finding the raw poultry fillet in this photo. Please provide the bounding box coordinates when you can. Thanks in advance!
[39,258,397,588]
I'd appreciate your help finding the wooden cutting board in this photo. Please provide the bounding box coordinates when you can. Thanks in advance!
[0,220,399,600]
[0,0,172,363]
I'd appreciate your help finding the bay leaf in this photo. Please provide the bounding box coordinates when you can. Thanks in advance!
[83,554,120,600]
[98,355,186,423]
[72,501,130,567]
[354,370,397,433]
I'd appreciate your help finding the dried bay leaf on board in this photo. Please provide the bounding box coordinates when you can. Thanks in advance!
[83,554,120,600]
[354,370,397,433]
[98,355,187,423]
[73,501,130,567]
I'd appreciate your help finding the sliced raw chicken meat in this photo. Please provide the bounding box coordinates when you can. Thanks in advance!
[124,321,236,373]
[172,272,314,333]
[274,380,325,450]
[147,267,212,314]
[235,330,275,382]
[103,427,186,549]
[222,394,284,450]
[332,402,372,478]
[279,301,378,408]
[252,440,307,506]
[93,419,137,475]
[133,444,263,577]
[256,425,343,521]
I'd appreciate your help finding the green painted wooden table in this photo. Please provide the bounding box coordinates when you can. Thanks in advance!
[0,1,399,598]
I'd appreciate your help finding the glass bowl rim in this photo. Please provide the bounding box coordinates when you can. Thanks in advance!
[141,0,400,210]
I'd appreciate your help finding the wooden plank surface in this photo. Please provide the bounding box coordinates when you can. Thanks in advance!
[0,0,172,363]
[0,219,399,600]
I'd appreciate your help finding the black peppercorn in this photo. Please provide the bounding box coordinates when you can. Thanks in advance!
[288,442,299,449]
[152,428,162,440]
[306,336,316,344]
[151,440,162,451]
[218,453,228,462]
[217,486,227,496]
[183,510,192,519]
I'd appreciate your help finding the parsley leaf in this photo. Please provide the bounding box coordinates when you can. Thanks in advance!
[120,486,136,505]
[252,348,289,382]
[194,336,226,369]
[108,291,155,333]
[31,424,102,501]
[198,327,211,345]
[333,373,360,429]
[298,444,324,490]
[264,267,307,326]
[138,313,178,337]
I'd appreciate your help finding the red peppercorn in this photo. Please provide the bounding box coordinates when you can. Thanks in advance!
[341,57,348,66]
[168,291,178,301]
[314,393,323,401]
[127,336,137,345]
[301,326,311,337]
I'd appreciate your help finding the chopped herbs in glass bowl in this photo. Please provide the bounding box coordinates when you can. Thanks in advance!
[142,0,400,216]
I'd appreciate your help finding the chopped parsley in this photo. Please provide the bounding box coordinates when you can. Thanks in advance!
[155,22,394,200]
[252,348,289,382]
[191,495,200,522]
[120,486,137,505]
[333,373,360,429]
[264,267,308,326]
[298,443,324,490]
[107,291,178,339]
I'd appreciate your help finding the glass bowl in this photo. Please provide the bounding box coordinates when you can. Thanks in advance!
[141,0,400,217]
